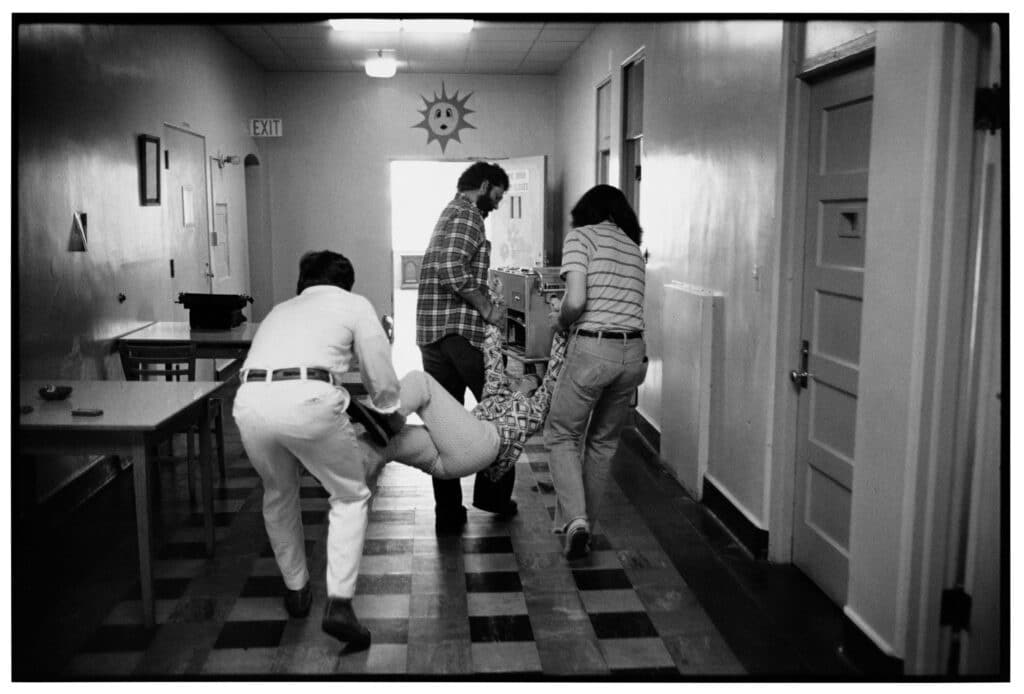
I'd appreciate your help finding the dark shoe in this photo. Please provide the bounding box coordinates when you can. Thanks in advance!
[564,521,591,560]
[322,597,371,650]
[284,583,312,618]
[434,505,467,534]
[473,499,518,517]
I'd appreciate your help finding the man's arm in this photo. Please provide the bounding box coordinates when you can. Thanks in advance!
[436,211,503,325]
[552,270,586,332]
[480,324,511,399]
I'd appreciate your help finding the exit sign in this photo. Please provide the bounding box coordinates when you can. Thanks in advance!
[249,118,283,137]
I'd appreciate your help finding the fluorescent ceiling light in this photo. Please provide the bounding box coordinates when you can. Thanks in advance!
[330,18,473,34]
[400,19,474,33]
[365,50,397,78]
[330,19,401,32]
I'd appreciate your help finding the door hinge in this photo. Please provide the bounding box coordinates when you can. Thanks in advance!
[940,586,972,632]
[974,84,1004,134]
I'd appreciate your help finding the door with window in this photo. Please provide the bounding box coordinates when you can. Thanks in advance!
[792,63,873,605]
[163,125,213,313]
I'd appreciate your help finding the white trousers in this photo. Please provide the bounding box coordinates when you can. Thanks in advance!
[233,380,381,598]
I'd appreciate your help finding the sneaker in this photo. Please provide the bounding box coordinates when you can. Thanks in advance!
[283,582,312,618]
[564,520,591,560]
[322,597,371,650]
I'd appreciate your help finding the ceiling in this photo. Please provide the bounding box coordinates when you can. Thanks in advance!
[214,20,596,75]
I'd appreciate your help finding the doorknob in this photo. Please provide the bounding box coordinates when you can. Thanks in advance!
[790,370,812,389]
[791,339,811,390]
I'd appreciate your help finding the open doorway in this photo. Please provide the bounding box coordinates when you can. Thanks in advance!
[389,160,473,381]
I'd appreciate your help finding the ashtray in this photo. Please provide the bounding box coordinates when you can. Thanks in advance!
[39,384,73,401]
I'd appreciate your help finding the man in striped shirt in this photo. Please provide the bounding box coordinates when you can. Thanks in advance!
[416,161,512,532]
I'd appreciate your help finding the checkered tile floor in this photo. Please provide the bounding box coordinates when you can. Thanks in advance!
[38,403,743,678]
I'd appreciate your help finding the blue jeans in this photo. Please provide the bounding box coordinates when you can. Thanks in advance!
[543,333,648,532]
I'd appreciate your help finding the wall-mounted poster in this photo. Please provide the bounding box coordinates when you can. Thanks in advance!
[412,82,475,153]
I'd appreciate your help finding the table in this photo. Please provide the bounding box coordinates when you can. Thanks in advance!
[118,321,260,361]
[18,379,232,627]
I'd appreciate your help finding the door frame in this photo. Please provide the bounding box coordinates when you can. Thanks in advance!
[767,24,877,564]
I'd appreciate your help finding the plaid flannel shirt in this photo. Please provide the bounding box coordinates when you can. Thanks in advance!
[472,325,569,480]
[416,195,491,351]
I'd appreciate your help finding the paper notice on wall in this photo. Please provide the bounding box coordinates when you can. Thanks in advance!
[510,169,528,193]
[182,185,195,228]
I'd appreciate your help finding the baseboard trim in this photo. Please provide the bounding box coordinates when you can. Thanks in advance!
[840,608,904,675]
[702,476,770,560]
[629,412,769,559]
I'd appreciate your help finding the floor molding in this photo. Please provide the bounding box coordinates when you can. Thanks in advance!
[701,476,770,560]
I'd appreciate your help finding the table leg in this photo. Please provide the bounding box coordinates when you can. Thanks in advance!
[199,399,215,555]
[131,441,155,629]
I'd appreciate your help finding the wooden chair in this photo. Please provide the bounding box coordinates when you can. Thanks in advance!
[120,343,226,500]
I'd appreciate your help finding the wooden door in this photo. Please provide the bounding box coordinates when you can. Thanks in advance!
[486,155,546,269]
[792,64,873,605]
[163,125,212,313]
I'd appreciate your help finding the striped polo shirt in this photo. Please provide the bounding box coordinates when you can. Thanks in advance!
[560,221,646,332]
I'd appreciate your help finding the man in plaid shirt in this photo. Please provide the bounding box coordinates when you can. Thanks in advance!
[416,161,511,532]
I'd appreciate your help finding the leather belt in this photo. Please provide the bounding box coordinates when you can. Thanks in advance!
[575,329,644,340]
[243,367,335,384]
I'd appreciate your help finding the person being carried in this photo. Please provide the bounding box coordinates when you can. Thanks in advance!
[365,290,567,487]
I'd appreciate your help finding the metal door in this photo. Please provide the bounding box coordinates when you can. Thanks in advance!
[792,64,873,605]
[163,125,212,310]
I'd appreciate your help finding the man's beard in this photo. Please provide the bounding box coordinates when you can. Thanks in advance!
[475,194,495,216]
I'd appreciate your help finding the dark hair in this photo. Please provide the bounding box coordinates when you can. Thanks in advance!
[570,184,643,246]
[456,161,510,192]
[296,250,354,294]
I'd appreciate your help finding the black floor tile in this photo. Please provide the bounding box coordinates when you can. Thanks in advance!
[588,611,659,639]
[186,511,243,527]
[462,536,514,554]
[572,569,632,591]
[213,620,286,649]
[355,573,412,595]
[215,486,255,500]
[123,577,192,600]
[301,510,326,525]
[299,486,329,498]
[469,614,535,642]
[228,468,260,479]
[362,538,413,555]
[239,575,287,598]
[589,534,612,551]
[157,541,208,560]
[78,624,157,653]
[259,539,316,558]
[465,571,523,593]
[360,618,409,644]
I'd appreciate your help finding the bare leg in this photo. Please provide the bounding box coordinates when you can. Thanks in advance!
[384,371,500,478]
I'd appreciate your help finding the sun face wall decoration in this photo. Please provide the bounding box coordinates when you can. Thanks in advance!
[412,82,475,153]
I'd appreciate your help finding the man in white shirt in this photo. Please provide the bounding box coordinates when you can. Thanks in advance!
[233,250,403,650]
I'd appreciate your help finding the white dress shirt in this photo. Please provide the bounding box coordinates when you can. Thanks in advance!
[241,284,400,413]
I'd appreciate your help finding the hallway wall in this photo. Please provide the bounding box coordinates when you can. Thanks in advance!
[260,73,556,315]
[17,24,264,380]
[552,21,785,527]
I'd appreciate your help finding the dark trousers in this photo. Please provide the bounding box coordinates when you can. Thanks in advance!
[420,334,515,511]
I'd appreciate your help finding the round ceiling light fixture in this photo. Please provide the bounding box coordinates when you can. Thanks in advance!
[365,49,397,78]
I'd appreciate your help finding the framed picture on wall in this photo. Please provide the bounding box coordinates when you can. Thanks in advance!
[400,254,422,289]
[138,134,161,206]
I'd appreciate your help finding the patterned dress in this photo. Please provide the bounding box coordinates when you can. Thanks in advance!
[471,325,568,480]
